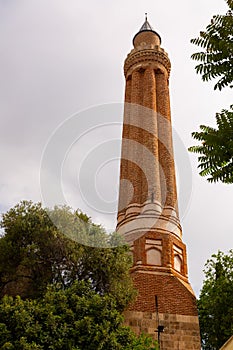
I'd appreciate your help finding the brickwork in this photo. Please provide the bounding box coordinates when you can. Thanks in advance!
[129,272,197,315]
[118,31,177,223]
[117,20,201,349]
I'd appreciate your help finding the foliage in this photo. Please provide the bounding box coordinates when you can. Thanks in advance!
[190,0,233,183]
[0,201,135,310]
[0,202,160,349]
[191,0,233,91]
[0,281,158,350]
[198,250,233,349]
[188,105,233,183]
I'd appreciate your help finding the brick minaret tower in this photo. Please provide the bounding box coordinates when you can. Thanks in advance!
[117,16,201,350]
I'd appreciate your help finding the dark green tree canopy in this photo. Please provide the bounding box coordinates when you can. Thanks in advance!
[189,105,233,183]
[0,201,159,349]
[198,250,233,349]
[0,281,158,350]
[191,0,233,91]
[0,201,135,311]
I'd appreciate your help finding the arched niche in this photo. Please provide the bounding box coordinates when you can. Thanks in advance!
[174,254,182,272]
[154,68,164,75]
[146,248,162,266]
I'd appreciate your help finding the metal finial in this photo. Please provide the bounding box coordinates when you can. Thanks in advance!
[145,13,148,21]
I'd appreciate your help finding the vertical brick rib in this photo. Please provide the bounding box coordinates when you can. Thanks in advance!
[118,77,132,213]
[129,70,143,205]
[142,68,161,205]
[156,71,178,213]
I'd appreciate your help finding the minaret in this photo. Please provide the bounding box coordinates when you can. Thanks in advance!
[117,16,201,350]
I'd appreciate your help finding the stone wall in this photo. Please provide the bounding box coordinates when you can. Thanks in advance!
[124,311,201,350]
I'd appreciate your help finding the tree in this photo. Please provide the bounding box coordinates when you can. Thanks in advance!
[190,0,233,91]
[0,281,158,350]
[0,201,159,349]
[0,201,135,310]
[189,0,233,182]
[198,250,233,349]
[188,106,233,183]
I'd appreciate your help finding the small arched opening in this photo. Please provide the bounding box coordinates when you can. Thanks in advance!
[146,248,162,266]
[174,254,182,273]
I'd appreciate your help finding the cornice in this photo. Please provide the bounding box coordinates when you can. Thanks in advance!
[124,48,171,77]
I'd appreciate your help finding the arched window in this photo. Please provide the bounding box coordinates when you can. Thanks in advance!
[146,248,162,266]
[174,254,182,272]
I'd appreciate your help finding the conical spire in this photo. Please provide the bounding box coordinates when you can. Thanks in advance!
[139,13,154,31]
[133,14,161,46]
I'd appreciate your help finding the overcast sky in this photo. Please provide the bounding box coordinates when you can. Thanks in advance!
[0,0,232,296]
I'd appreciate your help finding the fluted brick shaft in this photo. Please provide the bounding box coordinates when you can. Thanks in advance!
[117,41,178,222]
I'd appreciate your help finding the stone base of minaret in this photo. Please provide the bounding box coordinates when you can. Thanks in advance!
[124,311,200,350]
